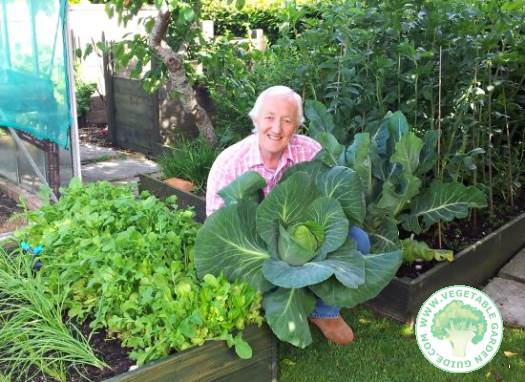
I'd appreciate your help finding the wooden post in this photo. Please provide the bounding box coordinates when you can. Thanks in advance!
[102,32,117,145]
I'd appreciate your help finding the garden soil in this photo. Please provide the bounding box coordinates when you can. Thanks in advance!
[0,190,23,234]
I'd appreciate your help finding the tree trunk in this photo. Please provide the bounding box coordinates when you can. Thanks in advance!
[149,10,218,146]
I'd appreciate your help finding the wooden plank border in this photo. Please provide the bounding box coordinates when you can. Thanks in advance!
[368,211,525,322]
[105,325,277,382]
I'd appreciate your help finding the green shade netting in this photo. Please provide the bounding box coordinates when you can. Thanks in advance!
[0,0,71,149]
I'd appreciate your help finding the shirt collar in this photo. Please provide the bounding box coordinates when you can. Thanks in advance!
[247,134,295,170]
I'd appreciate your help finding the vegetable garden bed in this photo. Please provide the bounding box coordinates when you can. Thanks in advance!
[138,174,525,324]
[105,324,277,382]
[368,211,525,322]
[138,174,207,223]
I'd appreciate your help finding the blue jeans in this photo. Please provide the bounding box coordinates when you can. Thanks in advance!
[309,226,370,318]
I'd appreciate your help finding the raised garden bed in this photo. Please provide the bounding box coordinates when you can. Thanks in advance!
[138,173,525,324]
[138,173,206,223]
[104,324,277,382]
[367,211,525,322]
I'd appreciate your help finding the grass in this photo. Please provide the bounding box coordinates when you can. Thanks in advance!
[279,306,525,382]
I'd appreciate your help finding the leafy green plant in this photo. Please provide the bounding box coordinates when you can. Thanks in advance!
[159,137,219,192]
[400,238,453,264]
[16,179,263,364]
[304,107,487,255]
[0,247,106,382]
[195,171,402,347]
[75,80,97,117]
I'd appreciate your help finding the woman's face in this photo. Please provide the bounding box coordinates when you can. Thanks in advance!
[254,95,299,159]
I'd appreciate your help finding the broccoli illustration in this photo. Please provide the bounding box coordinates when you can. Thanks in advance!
[431,300,487,357]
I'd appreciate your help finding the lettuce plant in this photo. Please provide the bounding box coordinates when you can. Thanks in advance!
[195,171,402,347]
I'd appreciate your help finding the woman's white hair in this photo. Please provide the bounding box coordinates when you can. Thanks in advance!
[249,86,305,132]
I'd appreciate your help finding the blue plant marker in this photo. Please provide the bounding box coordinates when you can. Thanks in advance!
[32,246,43,256]
[20,241,31,251]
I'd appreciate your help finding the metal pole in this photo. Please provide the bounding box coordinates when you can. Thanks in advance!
[64,0,82,180]
[1,0,11,68]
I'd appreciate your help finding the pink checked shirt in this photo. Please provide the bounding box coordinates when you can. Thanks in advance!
[206,133,321,216]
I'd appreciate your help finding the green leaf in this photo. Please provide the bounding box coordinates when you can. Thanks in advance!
[218,171,266,207]
[233,334,252,359]
[346,133,373,197]
[256,172,319,247]
[390,131,424,175]
[400,181,487,234]
[386,111,409,142]
[365,210,400,252]
[195,201,272,292]
[262,258,334,288]
[317,166,366,225]
[418,130,440,175]
[376,174,421,216]
[401,239,454,264]
[320,239,365,288]
[182,8,195,22]
[310,250,402,307]
[304,99,335,134]
[313,132,346,166]
[281,161,328,184]
[303,196,349,259]
[263,288,316,348]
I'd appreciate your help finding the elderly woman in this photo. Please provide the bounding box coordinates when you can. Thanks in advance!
[206,85,369,345]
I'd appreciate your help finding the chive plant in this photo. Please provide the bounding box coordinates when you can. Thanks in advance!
[0,248,106,382]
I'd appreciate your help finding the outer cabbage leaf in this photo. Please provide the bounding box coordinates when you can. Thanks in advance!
[400,181,487,234]
[280,161,328,184]
[263,238,365,289]
[263,287,316,348]
[317,166,365,225]
[262,258,334,288]
[256,172,320,246]
[320,239,365,288]
[194,201,272,292]
[218,171,266,206]
[310,250,402,307]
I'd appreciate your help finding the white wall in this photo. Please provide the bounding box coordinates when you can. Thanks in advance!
[68,3,157,94]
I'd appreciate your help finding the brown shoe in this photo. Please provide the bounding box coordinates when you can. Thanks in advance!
[308,316,355,345]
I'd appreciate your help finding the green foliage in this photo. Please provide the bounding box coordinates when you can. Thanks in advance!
[431,300,487,357]
[195,171,402,348]
[158,137,220,192]
[197,0,524,204]
[305,107,487,254]
[15,179,263,365]
[0,248,106,382]
[75,81,97,116]
[400,238,453,264]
